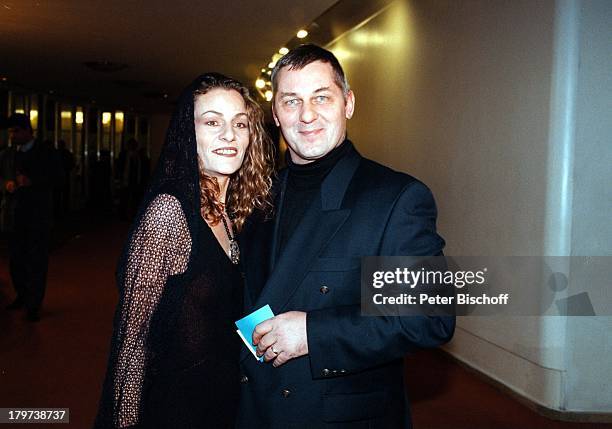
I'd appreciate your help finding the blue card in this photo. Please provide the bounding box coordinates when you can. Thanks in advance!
[235,304,275,361]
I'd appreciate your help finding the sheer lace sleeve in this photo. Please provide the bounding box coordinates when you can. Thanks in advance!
[99,194,191,428]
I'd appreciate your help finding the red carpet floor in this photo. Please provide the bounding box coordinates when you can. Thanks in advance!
[0,219,609,429]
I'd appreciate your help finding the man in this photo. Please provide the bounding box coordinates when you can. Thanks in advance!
[0,114,59,321]
[238,45,455,428]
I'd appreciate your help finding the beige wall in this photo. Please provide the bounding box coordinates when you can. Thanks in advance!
[326,0,611,415]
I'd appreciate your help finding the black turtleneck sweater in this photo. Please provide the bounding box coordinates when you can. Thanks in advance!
[276,139,352,259]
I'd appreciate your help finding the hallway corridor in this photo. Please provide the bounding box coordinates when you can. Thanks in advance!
[0,219,608,429]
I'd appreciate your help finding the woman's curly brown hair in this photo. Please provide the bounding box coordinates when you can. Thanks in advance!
[194,75,274,232]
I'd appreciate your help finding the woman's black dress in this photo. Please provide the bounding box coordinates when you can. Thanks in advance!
[95,194,244,429]
[143,214,244,428]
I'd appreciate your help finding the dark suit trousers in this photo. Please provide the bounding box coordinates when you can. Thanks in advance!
[9,223,49,311]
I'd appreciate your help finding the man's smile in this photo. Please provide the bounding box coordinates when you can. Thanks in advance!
[298,128,324,137]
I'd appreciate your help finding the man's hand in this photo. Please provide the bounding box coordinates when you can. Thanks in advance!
[253,311,308,367]
[5,180,16,193]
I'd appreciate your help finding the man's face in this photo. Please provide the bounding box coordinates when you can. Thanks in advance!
[273,61,355,165]
[8,126,33,146]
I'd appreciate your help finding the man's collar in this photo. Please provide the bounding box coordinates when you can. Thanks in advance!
[320,141,361,211]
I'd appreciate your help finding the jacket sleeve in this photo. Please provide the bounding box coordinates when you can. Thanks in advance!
[94,194,191,428]
[306,180,455,379]
[0,148,14,193]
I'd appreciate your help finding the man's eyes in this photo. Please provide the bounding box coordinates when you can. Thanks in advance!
[283,95,329,106]
[205,120,219,126]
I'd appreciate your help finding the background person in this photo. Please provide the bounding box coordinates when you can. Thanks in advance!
[0,113,61,322]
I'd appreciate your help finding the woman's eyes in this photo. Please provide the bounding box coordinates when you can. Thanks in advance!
[204,120,247,129]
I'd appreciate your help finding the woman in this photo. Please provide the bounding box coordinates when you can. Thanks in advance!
[94,73,274,429]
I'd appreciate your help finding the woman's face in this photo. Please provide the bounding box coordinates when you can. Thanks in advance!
[194,88,250,180]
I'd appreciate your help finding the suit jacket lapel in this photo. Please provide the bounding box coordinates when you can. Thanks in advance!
[268,169,288,272]
[240,145,361,363]
[240,170,286,307]
[254,199,350,312]
[254,145,361,312]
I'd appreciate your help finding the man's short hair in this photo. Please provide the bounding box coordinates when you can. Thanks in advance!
[271,44,350,96]
[7,113,32,131]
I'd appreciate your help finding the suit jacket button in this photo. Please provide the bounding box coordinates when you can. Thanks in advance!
[240,375,249,384]
[320,285,330,294]
[281,389,291,398]
[322,368,330,377]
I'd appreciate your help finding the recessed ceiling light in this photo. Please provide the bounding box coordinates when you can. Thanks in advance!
[297,29,308,39]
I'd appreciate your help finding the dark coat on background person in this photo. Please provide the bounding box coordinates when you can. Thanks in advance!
[238,142,455,428]
[0,141,61,229]
[0,141,63,312]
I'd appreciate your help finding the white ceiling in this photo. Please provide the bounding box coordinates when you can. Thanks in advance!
[0,0,338,112]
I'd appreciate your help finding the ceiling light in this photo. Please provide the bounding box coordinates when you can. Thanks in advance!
[265,90,273,102]
[115,112,124,132]
[255,79,266,89]
[297,29,308,39]
[268,61,276,69]
[279,47,289,55]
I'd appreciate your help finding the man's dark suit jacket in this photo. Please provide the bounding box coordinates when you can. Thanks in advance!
[0,141,59,230]
[238,142,455,428]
